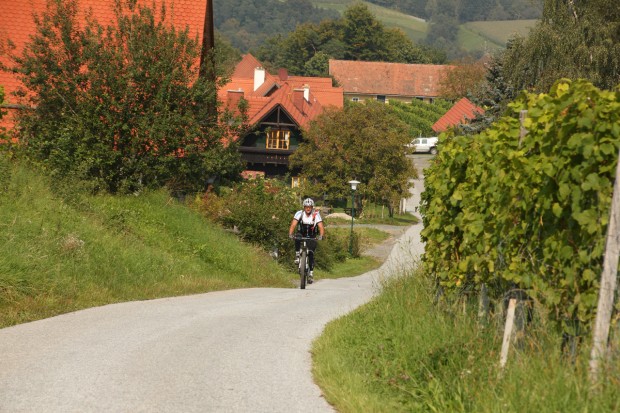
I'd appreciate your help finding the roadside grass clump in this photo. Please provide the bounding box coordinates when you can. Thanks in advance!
[314,227,388,279]
[313,268,620,412]
[0,160,291,328]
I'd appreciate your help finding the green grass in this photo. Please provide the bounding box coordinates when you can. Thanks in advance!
[316,226,389,280]
[0,161,292,328]
[313,269,620,412]
[325,207,418,226]
[316,256,382,280]
[463,20,537,46]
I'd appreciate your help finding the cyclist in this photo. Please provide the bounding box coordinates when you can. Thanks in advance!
[288,198,325,284]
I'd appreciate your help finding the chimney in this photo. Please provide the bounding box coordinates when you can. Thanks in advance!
[254,67,265,91]
[303,84,310,102]
[293,88,305,111]
[278,68,288,81]
[227,89,244,111]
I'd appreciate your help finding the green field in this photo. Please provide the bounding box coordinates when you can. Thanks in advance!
[463,19,537,46]
[313,0,537,55]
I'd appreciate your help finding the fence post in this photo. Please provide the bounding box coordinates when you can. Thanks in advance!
[500,298,517,369]
[589,147,620,382]
[478,283,489,325]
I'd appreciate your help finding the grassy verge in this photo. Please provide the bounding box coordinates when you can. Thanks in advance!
[325,209,418,226]
[313,269,620,412]
[0,162,292,328]
[313,226,391,280]
[316,256,382,280]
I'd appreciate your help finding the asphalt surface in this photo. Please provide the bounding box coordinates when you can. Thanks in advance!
[0,155,431,413]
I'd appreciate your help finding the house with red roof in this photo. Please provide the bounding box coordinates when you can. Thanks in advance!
[0,0,209,132]
[219,54,343,180]
[328,59,454,104]
[432,97,484,133]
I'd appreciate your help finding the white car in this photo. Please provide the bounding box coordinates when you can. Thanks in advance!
[410,137,438,155]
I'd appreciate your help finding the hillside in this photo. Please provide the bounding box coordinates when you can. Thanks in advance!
[0,160,292,328]
[313,0,537,56]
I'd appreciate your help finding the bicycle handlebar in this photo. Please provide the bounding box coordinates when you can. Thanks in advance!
[290,235,322,241]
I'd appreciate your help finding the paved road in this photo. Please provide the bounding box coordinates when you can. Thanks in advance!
[0,224,424,413]
[0,156,429,413]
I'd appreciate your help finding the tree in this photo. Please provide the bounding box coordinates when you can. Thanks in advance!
[438,57,486,100]
[501,0,620,93]
[255,3,445,76]
[290,102,417,217]
[342,3,389,61]
[214,0,339,52]
[13,0,243,194]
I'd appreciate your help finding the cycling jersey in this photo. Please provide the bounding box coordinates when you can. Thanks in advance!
[293,209,323,238]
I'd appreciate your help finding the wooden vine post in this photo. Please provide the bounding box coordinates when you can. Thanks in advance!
[498,110,529,369]
[500,298,517,369]
[589,147,620,382]
[478,283,489,324]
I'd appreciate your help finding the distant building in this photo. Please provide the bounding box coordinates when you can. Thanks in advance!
[432,97,484,133]
[219,54,343,181]
[328,59,454,104]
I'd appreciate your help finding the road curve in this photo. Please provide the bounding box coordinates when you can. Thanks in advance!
[0,157,429,413]
[0,223,423,413]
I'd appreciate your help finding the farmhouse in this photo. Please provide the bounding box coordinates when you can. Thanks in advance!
[219,54,343,181]
[328,59,454,104]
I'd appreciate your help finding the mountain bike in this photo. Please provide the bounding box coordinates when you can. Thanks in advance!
[293,236,320,289]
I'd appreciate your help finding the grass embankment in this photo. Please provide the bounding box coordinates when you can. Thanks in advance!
[313,269,620,412]
[0,162,291,328]
[0,162,395,328]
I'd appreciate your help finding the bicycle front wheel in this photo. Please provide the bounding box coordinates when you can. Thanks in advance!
[299,250,307,289]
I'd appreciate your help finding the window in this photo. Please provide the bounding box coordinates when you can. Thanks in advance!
[266,130,290,150]
[351,97,359,102]
[291,176,300,188]
[377,95,386,103]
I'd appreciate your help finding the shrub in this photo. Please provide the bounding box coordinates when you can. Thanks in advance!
[421,79,620,331]
[195,178,360,270]
[13,0,243,194]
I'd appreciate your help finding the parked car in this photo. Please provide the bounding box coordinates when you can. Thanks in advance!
[409,137,438,155]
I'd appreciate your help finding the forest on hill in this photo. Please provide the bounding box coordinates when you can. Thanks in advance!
[213,0,542,58]
[214,0,339,52]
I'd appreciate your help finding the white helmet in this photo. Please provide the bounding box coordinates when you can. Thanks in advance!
[303,198,314,207]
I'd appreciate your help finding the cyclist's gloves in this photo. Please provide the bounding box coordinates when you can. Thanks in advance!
[288,234,295,239]
[317,235,323,240]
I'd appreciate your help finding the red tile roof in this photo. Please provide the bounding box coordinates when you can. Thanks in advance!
[432,97,484,133]
[219,54,343,134]
[328,59,454,98]
[0,0,207,129]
